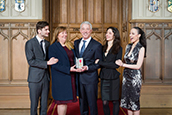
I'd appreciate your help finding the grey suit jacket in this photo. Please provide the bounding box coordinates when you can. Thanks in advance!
[25,36,50,83]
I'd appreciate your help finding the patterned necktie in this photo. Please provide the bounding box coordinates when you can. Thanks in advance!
[40,40,45,55]
[80,40,86,57]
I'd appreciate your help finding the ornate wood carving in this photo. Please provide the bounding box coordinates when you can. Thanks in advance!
[131,21,172,84]
[0,22,37,85]
[50,0,120,46]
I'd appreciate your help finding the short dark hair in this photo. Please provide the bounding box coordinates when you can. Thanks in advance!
[36,21,49,34]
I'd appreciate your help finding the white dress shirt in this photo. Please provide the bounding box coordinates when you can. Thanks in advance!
[79,36,92,53]
[79,37,91,70]
[36,35,46,54]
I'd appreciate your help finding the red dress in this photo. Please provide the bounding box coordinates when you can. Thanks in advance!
[54,46,77,104]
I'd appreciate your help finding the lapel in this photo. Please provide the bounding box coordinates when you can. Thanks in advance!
[82,38,94,57]
[33,37,44,55]
[55,42,69,60]
[44,40,50,59]
[71,49,76,63]
[104,47,112,59]
[71,49,76,57]
[44,40,49,50]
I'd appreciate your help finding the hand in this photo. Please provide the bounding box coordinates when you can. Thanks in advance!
[75,68,83,72]
[95,59,99,64]
[47,57,58,65]
[115,59,123,66]
[70,65,76,72]
[70,65,83,72]
[81,66,88,72]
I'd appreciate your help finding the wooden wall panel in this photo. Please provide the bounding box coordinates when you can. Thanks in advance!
[12,32,28,81]
[94,0,102,23]
[69,33,83,43]
[60,0,68,23]
[0,31,9,81]
[0,86,30,109]
[112,0,118,23]
[121,0,131,55]
[91,32,104,43]
[76,0,84,23]
[104,0,118,24]
[104,0,112,23]
[131,21,172,84]
[164,33,172,80]
[144,33,161,81]
[0,23,37,85]
[0,0,171,110]
[51,0,120,44]
[53,0,60,24]
[0,0,49,110]
[140,85,172,108]
[69,0,76,23]
[86,0,94,23]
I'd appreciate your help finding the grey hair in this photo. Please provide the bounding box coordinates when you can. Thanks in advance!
[80,21,92,30]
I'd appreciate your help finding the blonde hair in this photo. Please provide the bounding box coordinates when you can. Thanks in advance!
[65,41,74,50]
[51,26,74,50]
[51,26,67,44]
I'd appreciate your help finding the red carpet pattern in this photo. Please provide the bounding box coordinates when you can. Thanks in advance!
[47,99,127,115]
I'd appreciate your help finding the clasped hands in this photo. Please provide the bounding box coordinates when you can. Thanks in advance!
[115,59,123,67]
[70,65,88,72]
[47,57,87,72]
[71,58,100,72]
[95,58,124,67]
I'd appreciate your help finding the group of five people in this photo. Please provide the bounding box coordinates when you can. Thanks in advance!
[25,20,146,115]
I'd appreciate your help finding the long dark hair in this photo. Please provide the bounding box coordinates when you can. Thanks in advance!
[133,27,147,57]
[103,27,121,54]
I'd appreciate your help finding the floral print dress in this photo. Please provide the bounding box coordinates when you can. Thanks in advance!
[120,42,143,111]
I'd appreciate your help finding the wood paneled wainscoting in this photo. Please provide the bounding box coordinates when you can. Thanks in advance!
[0,0,50,114]
[0,0,172,114]
[0,22,37,112]
[0,0,125,114]
[130,20,172,109]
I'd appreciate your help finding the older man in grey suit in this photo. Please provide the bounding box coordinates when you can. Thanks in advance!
[25,21,58,115]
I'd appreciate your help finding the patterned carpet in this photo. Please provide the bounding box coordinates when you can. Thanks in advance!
[47,99,128,115]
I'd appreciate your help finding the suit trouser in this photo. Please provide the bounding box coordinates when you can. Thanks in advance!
[79,82,98,115]
[29,75,49,115]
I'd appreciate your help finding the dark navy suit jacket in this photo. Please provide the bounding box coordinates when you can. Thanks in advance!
[49,42,76,101]
[74,37,103,84]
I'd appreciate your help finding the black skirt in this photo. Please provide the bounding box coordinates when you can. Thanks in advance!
[101,77,120,101]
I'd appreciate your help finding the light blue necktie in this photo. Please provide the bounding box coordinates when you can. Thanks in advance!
[80,40,86,57]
